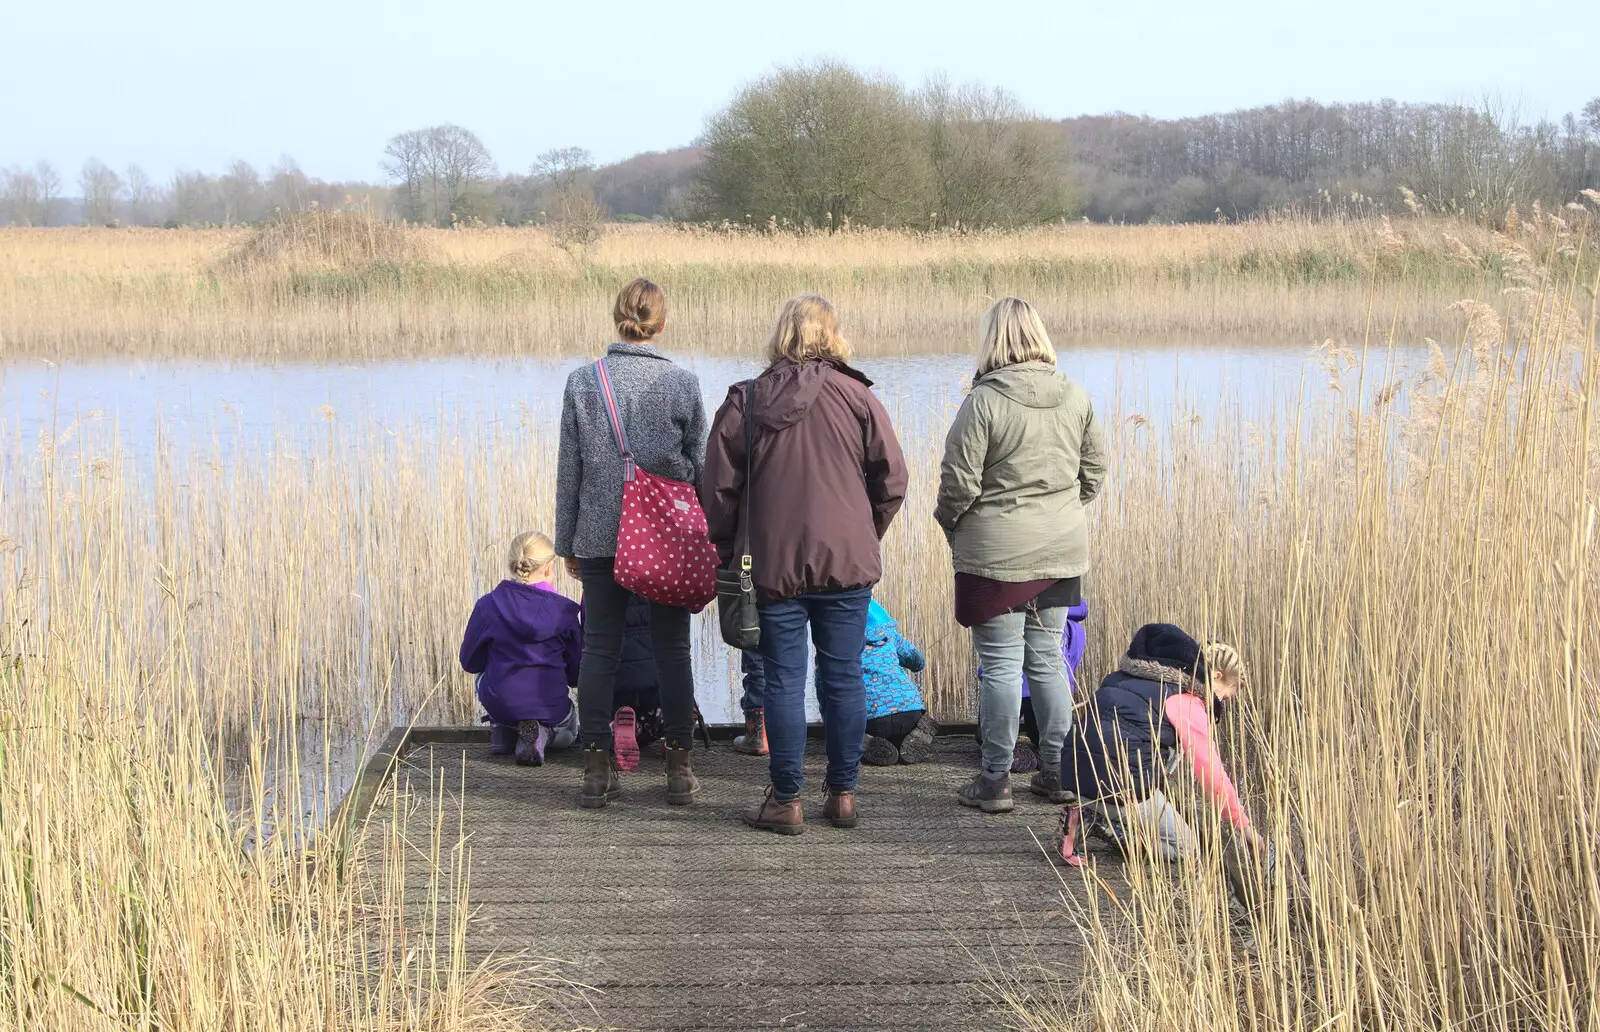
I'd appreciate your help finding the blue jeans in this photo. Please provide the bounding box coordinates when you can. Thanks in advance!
[739,649,766,715]
[758,587,872,801]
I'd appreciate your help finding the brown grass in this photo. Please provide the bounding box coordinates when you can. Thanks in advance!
[0,216,1552,361]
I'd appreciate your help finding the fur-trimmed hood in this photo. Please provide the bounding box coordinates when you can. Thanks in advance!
[1118,654,1206,695]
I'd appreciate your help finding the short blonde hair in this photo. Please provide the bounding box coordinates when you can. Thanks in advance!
[507,531,556,582]
[614,278,667,342]
[767,294,850,365]
[976,297,1056,377]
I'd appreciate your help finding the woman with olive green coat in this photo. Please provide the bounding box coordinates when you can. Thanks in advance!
[935,297,1106,815]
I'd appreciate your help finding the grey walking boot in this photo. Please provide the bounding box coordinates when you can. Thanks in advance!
[664,743,700,805]
[957,771,1014,813]
[580,745,620,809]
[1030,763,1073,803]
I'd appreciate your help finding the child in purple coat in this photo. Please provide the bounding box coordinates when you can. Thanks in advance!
[460,532,584,766]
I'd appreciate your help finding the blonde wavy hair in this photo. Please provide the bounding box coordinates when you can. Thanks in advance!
[975,297,1057,378]
[767,294,850,365]
[507,531,557,583]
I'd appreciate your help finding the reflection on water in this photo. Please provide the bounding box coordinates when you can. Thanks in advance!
[2,344,1415,812]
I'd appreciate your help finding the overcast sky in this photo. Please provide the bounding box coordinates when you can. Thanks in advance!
[1,0,1591,183]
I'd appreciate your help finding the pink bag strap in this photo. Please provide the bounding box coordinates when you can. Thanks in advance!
[594,358,636,482]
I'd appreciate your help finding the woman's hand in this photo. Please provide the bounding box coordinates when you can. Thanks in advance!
[563,557,582,580]
[1241,826,1269,859]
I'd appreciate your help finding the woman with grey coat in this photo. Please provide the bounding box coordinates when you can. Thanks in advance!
[934,296,1106,814]
[555,277,708,811]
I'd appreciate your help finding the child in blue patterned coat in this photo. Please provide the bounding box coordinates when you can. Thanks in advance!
[860,600,940,765]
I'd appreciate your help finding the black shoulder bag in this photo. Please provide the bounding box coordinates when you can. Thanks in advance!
[715,379,761,649]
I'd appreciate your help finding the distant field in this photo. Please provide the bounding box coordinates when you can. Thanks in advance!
[0,215,1559,360]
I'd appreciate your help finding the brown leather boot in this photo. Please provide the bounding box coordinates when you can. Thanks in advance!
[733,709,769,756]
[580,745,620,809]
[742,786,803,835]
[664,743,700,805]
[823,787,858,829]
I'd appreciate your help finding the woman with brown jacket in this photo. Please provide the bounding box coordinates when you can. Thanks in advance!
[700,295,909,835]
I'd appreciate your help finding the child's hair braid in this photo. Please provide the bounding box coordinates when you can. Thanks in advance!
[1204,641,1248,691]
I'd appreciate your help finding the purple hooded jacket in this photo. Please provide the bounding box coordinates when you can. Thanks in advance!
[459,580,583,725]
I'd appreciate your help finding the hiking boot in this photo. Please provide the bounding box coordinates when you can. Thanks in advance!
[957,771,1014,813]
[896,714,939,765]
[580,745,620,809]
[1030,763,1073,803]
[742,786,803,835]
[1011,739,1040,774]
[516,720,550,767]
[861,735,900,766]
[823,787,858,828]
[664,743,700,805]
[612,706,640,772]
[488,723,517,756]
[733,709,769,756]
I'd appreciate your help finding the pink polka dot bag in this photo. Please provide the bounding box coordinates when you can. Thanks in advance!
[595,359,719,611]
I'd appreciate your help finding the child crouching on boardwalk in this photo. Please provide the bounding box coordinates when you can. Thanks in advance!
[860,600,939,765]
[1054,623,1265,866]
[459,532,583,767]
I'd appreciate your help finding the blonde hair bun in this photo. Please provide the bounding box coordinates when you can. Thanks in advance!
[507,531,556,582]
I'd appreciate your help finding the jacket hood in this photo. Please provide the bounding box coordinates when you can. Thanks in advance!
[490,580,567,639]
[748,358,873,432]
[865,599,896,644]
[973,362,1067,410]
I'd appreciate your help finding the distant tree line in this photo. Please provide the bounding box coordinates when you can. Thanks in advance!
[5,64,1597,230]
[0,156,391,227]
[1062,97,1600,223]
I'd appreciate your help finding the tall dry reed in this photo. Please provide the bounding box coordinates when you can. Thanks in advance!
[1000,201,1600,1031]
[0,215,1569,361]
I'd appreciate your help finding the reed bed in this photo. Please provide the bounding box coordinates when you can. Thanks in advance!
[0,215,1565,362]
[2,201,1598,1029]
[1003,208,1600,1030]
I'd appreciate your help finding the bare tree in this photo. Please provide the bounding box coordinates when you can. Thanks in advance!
[383,124,495,226]
[125,165,159,225]
[266,156,311,214]
[35,161,62,226]
[531,147,606,248]
[918,77,1071,228]
[1,167,43,225]
[218,160,262,224]
[169,170,216,225]
[79,158,124,225]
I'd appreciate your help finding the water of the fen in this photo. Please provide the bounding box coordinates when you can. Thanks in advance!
[1,344,1418,817]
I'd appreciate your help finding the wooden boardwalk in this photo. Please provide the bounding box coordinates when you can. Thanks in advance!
[368,732,1095,1032]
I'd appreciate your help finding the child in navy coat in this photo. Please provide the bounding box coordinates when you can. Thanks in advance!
[460,532,583,766]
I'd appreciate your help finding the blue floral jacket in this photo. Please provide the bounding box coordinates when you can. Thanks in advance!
[863,600,927,720]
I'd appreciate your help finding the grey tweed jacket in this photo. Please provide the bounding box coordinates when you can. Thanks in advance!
[555,343,708,559]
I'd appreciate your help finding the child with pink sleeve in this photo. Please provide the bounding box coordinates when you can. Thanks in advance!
[1053,623,1265,864]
